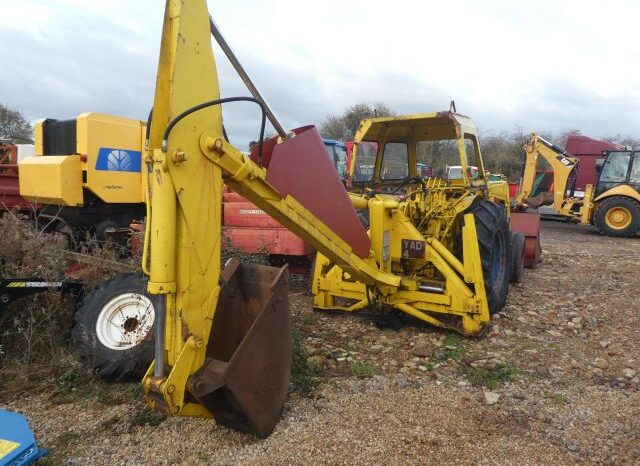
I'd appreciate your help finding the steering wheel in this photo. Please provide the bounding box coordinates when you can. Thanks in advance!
[391,176,427,195]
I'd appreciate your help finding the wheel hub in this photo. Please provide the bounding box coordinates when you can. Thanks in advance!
[605,207,632,230]
[95,293,155,350]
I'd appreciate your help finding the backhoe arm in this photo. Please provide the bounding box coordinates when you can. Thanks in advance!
[142,0,401,436]
[516,133,579,213]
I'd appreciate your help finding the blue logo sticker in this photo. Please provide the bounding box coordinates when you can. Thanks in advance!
[95,148,142,172]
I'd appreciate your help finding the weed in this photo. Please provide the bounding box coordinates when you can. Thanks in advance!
[130,408,166,427]
[290,330,313,396]
[50,361,93,404]
[350,361,378,377]
[54,431,80,448]
[465,363,519,390]
[551,393,569,406]
[301,313,315,326]
[96,382,139,406]
[290,329,327,397]
[345,340,358,352]
[442,335,463,359]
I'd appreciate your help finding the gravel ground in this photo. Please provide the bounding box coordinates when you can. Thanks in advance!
[3,220,639,465]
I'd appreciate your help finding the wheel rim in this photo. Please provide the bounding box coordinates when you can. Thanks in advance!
[490,232,506,283]
[95,293,154,350]
[605,206,632,230]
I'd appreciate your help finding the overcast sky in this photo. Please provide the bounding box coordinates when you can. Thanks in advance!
[1,0,639,150]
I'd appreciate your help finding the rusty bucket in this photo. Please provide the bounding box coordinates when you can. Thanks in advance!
[187,258,291,438]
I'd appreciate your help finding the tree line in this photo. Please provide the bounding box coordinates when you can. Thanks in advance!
[2,101,637,181]
[320,102,639,180]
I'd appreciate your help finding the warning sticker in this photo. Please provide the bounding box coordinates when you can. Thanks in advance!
[0,438,20,459]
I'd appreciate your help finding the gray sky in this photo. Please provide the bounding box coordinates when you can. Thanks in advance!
[1,0,639,150]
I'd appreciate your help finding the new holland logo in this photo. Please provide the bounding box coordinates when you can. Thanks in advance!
[108,150,132,171]
[96,147,142,173]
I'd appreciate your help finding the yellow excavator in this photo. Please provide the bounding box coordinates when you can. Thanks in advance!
[39,0,531,437]
[516,133,640,237]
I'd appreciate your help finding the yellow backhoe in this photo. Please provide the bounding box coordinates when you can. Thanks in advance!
[516,133,640,237]
[65,0,530,437]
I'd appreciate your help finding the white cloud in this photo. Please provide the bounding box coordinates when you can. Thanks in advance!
[0,0,638,150]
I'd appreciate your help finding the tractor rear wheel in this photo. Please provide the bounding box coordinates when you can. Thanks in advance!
[468,201,510,314]
[72,274,156,380]
[594,196,640,237]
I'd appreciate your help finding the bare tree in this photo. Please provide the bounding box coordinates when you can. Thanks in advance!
[321,102,394,141]
[0,103,33,141]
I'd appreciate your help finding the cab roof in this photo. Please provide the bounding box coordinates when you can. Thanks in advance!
[353,111,478,144]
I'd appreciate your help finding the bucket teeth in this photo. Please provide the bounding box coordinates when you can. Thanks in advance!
[187,259,292,438]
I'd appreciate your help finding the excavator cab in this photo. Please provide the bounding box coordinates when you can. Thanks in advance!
[595,151,640,197]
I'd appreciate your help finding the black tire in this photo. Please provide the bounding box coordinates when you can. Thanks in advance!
[95,219,120,241]
[467,201,510,314]
[72,273,155,381]
[510,231,525,284]
[593,196,640,237]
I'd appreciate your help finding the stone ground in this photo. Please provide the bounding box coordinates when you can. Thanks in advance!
[3,220,639,465]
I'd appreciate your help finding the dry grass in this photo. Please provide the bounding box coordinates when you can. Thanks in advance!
[0,212,137,401]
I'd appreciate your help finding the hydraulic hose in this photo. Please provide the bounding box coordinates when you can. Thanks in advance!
[161,96,267,164]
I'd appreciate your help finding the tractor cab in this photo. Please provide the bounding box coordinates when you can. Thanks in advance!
[596,150,640,197]
[349,112,486,193]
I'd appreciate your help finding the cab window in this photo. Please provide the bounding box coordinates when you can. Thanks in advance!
[334,145,348,179]
[464,137,479,179]
[600,152,631,182]
[630,153,640,183]
[352,141,378,182]
[416,139,458,179]
[380,142,408,180]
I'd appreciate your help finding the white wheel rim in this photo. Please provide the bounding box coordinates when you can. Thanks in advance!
[95,293,155,350]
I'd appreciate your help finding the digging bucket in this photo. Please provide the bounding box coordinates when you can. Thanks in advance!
[187,258,291,438]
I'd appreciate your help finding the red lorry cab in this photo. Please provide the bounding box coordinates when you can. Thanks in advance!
[565,135,624,192]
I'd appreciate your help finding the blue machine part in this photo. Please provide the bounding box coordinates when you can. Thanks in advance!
[0,411,46,466]
[95,148,142,173]
[322,139,348,179]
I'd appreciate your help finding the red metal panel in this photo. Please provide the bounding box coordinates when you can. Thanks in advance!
[224,226,314,256]
[264,126,370,258]
[508,182,519,199]
[223,191,247,203]
[224,201,283,228]
[510,212,542,268]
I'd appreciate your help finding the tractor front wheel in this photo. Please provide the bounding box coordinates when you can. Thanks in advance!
[72,274,156,380]
[468,201,510,314]
[594,196,640,237]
